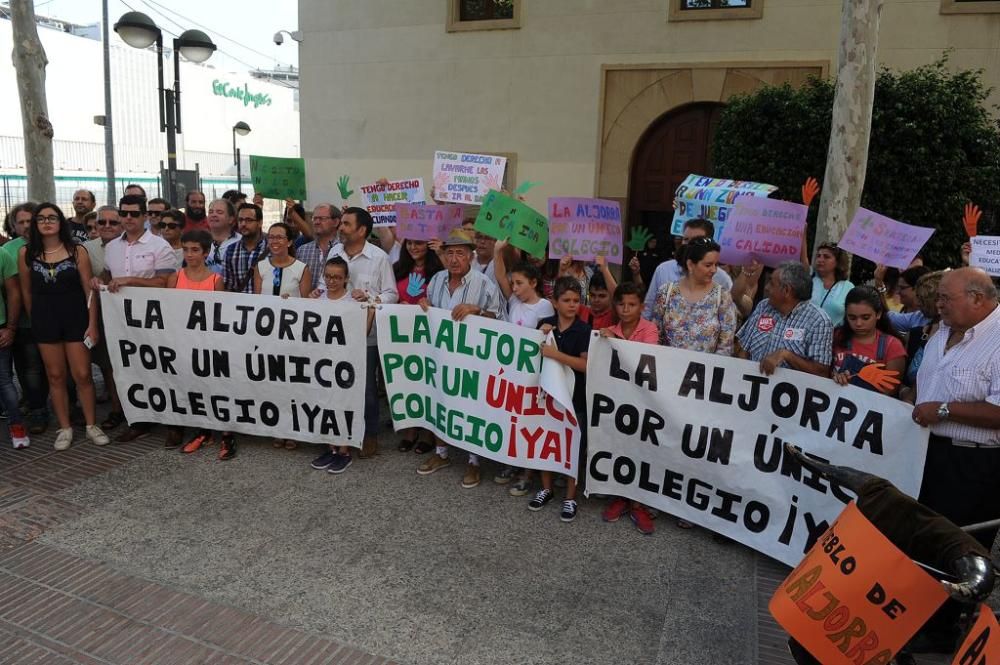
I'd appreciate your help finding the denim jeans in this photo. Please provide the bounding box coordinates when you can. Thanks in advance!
[364,345,380,439]
[12,327,48,416]
[0,346,23,425]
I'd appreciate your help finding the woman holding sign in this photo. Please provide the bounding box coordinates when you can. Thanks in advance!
[810,242,854,326]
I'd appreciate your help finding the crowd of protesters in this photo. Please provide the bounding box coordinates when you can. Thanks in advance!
[2,187,997,546]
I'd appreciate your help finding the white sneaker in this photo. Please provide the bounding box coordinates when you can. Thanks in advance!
[86,425,109,446]
[9,424,29,449]
[54,427,73,451]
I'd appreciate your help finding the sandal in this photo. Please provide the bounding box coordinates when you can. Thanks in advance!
[101,411,125,430]
[398,439,415,452]
[284,440,297,450]
[272,439,284,449]
[413,440,433,455]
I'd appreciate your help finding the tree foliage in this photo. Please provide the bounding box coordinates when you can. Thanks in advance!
[711,57,1000,275]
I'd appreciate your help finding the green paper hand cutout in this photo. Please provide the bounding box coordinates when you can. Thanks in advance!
[337,175,354,201]
[626,226,653,251]
[514,181,541,196]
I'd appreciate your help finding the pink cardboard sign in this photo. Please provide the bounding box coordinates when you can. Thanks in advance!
[547,197,623,264]
[718,198,807,268]
[839,208,935,270]
[395,203,465,241]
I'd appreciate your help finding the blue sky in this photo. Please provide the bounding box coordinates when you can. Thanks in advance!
[33,0,300,73]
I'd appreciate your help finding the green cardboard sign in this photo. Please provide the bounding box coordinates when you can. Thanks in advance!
[473,190,548,258]
[249,155,307,200]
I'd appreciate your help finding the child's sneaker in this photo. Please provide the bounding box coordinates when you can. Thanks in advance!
[9,423,29,449]
[54,427,73,451]
[327,453,353,474]
[528,488,553,511]
[601,497,629,522]
[508,475,531,497]
[182,432,212,454]
[630,506,655,535]
[85,425,110,446]
[560,500,578,522]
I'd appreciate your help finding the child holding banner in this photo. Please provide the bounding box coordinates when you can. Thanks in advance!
[530,277,591,521]
[166,231,235,459]
[598,283,660,534]
[830,286,906,395]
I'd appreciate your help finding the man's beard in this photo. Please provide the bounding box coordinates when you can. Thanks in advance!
[187,207,207,221]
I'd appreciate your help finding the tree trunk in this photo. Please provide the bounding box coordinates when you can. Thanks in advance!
[814,0,884,255]
[10,0,55,203]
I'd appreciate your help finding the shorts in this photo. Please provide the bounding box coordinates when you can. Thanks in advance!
[31,297,88,344]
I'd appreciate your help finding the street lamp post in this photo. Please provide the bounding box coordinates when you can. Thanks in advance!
[114,11,216,207]
[232,121,251,192]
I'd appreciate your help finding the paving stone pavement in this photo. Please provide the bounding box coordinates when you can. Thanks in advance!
[0,417,967,664]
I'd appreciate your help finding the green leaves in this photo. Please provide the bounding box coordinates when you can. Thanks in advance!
[626,226,653,251]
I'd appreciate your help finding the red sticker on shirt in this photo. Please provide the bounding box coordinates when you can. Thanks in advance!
[757,315,775,333]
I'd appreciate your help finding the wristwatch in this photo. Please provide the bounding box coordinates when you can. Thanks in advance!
[937,402,950,421]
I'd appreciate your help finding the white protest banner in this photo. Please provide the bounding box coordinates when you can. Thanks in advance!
[376,305,581,477]
[671,174,778,239]
[359,178,426,227]
[585,337,928,566]
[970,236,1000,276]
[101,288,368,446]
[838,208,935,270]
[432,150,507,205]
[718,197,807,268]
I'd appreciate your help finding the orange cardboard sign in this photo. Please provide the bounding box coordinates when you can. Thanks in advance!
[952,605,1000,665]
[770,502,948,665]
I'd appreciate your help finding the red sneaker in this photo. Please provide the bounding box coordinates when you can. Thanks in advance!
[630,506,655,535]
[602,497,630,523]
[182,433,212,454]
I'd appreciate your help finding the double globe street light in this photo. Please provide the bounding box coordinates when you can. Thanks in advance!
[114,11,217,206]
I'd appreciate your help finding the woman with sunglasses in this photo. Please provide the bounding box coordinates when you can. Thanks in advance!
[253,222,311,299]
[811,242,854,326]
[17,203,109,451]
[157,209,185,266]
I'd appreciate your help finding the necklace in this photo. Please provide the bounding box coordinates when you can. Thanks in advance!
[43,248,61,254]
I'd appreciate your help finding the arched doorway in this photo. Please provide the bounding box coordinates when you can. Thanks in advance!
[627,102,724,277]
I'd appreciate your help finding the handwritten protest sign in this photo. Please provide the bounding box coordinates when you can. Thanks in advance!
[249,155,306,200]
[376,305,580,477]
[432,151,507,205]
[952,605,1000,665]
[838,209,934,270]
[547,198,623,264]
[970,236,1000,276]
[671,174,778,239]
[395,203,465,241]
[359,178,426,227]
[719,197,807,268]
[770,503,948,665]
[585,337,928,565]
[101,289,367,445]
[474,190,548,258]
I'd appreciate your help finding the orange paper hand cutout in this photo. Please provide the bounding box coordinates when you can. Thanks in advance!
[853,364,900,393]
[801,177,820,207]
[963,202,982,238]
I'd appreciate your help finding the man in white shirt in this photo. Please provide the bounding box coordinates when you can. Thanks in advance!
[642,218,732,319]
[96,194,178,443]
[323,207,398,460]
[913,268,1000,549]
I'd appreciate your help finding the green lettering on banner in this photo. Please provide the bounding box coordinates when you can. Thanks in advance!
[474,190,549,258]
[249,155,307,200]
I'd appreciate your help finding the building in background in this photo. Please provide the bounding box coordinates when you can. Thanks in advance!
[298,0,1000,244]
[0,12,299,214]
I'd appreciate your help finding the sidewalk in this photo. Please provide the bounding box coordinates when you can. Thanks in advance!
[0,421,799,665]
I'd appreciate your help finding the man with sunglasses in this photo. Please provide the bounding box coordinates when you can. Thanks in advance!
[97,194,179,443]
[223,203,267,294]
[146,198,170,236]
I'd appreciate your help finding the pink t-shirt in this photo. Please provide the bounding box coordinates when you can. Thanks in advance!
[608,318,659,344]
[832,331,906,372]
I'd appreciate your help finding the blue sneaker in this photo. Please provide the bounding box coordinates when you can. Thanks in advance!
[327,453,353,475]
[311,449,338,470]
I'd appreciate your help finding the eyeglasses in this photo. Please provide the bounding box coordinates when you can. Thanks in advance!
[118,210,144,218]
[156,222,181,230]
[267,235,288,242]
[323,274,346,282]
[237,216,258,223]
[97,219,121,227]
[36,215,60,224]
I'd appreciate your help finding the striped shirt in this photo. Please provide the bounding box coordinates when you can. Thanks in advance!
[207,232,240,277]
[297,237,337,290]
[223,236,267,293]
[916,303,1000,447]
[736,298,833,367]
[425,268,506,321]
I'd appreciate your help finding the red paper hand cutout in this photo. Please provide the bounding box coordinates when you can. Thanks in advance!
[854,364,900,393]
[801,177,820,207]
[963,202,982,238]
